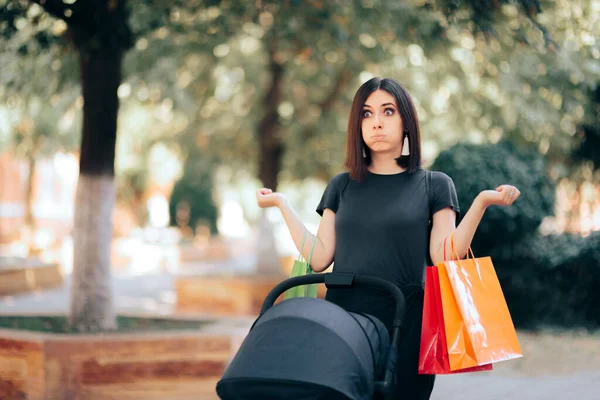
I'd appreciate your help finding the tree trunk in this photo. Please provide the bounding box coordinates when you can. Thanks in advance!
[255,210,283,276]
[24,154,36,256]
[255,42,286,276]
[69,49,122,332]
[70,174,117,331]
[258,47,285,191]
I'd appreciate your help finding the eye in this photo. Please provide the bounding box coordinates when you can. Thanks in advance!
[384,107,395,116]
[362,110,373,118]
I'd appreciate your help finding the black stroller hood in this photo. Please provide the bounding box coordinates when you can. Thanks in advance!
[217,273,406,400]
[217,297,389,400]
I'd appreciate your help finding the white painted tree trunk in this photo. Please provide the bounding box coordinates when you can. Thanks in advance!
[69,174,117,331]
[256,210,283,276]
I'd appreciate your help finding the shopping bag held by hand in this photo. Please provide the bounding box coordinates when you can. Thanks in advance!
[419,247,493,374]
[284,230,318,300]
[441,232,523,370]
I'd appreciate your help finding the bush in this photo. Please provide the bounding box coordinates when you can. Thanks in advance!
[169,158,218,236]
[489,231,600,330]
[431,141,600,330]
[431,141,556,254]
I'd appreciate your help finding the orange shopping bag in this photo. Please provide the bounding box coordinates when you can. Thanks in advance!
[439,232,523,371]
[419,264,493,374]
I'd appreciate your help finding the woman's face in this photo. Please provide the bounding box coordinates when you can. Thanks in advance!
[361,89,404,157]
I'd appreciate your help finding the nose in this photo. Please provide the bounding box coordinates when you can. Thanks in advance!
[373,113,383,130]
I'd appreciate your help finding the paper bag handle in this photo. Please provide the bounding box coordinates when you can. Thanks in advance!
[447,231,476,261]
[297,229,317,269]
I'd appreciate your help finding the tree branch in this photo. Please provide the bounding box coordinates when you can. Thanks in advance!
[517,0,559,50]
[30,0,89,27]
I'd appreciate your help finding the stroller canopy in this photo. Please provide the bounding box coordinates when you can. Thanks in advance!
[217,297,390,400]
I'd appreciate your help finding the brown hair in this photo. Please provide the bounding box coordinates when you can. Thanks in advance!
[344,77,422,181]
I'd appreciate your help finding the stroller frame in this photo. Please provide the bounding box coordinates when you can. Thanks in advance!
[258,272,407,399]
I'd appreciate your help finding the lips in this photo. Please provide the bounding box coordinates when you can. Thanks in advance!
[372,135,386,141]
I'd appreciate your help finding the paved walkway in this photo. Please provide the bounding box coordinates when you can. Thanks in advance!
[0,272,179,316]
[432,370,599,399]
[1,272,599,400]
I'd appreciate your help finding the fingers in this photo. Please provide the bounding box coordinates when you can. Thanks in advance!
[496,185,520,205]
[510,188,521,204]
[257,188,274,196]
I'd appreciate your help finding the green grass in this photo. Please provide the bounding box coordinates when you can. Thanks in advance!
[0,315,211,334]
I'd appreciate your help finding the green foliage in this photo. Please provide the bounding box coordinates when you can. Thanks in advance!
[431,141,556,253]
[490,231,600,329]
[169,156,218,236]
[0,1,66,49]
[432,140,600,330]
[5,0,597,188]
[1,97,81,157]
[196,0,450,184]
[433,0,555,47]
[0,315,210,333]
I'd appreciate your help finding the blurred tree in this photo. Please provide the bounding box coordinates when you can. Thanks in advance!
[0,11,80,253]
[165,0,557,191]
[431,140,556,253]
[38,0,132,332]
[3,0,597,327]
[572,86,600,170]
[200,2,445,189]
[10,103,80,254]
[98,0,577,198]
[118,0,560,274]
[100,2,248,232]
[169,151,219,237]
[0,0,180,332]
[433,0,556,46]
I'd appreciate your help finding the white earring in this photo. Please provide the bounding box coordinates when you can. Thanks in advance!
[362,146,367,158]
[401,136,410,156]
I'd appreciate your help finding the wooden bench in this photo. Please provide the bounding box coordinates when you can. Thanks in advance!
[0,257,63,295]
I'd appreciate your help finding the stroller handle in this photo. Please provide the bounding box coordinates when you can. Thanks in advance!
[260,272,406,329]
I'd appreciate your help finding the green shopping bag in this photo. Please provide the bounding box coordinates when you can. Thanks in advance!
[283,230,319,300]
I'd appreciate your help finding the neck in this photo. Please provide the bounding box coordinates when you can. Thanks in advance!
[368,153,406,175]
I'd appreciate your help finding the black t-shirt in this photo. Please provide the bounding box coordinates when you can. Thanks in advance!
[315,167,460,330]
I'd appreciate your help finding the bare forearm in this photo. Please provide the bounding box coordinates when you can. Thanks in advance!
[278,198,330,270]
[430,184,520,264]
[451,196,487,259]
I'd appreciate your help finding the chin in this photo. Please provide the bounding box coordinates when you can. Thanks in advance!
[370,144,395,153]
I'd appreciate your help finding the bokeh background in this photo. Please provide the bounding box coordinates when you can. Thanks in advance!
[0,0,599,399]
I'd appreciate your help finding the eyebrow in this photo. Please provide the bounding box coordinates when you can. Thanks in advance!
[363,102,397,109]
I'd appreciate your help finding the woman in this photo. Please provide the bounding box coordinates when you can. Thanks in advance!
[256,77,520,399]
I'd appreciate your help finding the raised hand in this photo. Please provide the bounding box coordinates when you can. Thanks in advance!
[478,185,521,207]
[256,188,285,209]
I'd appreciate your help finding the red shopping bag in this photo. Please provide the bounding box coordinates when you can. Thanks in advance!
[418,265,493,374]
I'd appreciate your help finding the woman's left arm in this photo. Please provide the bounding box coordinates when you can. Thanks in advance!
[429,185,521,265]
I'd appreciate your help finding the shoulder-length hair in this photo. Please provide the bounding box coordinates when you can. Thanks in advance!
[344,77,422,181]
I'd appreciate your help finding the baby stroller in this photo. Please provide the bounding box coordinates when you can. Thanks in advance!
[216,272,406,400]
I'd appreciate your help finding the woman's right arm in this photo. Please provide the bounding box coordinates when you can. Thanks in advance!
[256,189,336,272]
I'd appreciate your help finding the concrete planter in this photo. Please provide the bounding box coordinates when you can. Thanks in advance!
[175,273,327,316]
[0,320,249,400]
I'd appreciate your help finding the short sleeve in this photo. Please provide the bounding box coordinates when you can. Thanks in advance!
[316,172,349,216]
[431,171,460,219]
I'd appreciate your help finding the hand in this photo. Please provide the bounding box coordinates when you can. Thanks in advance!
[478,185,521,207]
[256,188,285,209]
